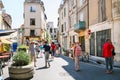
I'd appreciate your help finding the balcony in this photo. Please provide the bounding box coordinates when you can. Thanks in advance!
[25,0,41,3]
[74,21,86,32]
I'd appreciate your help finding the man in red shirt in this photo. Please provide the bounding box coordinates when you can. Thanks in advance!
[51,42,56,60]
[102,39,114,74]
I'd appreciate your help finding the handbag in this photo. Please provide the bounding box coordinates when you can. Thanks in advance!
[112,49,116,56]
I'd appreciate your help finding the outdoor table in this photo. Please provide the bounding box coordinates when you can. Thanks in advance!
[0,55,10,76]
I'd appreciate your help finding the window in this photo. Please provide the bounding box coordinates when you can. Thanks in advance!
[30,30,35,36]
[30,18,35,25]
[62,12,64,19]
[50,28,52,33]
[30,6,36,12]
[61,24,64,32]
[72,0,74,6]
[80,12,84,21]
[64,8,66,17]
[69,0,72,10]
[74,14,76,25]
[71,15,74,26]
[98,0,106,22]
[90,33,95,56]
[69,16,72,28]
[54,35,56,38]
[64,22,66,32]
[73,36,75,43]
[54,29,56,33]
[80,0,83,7]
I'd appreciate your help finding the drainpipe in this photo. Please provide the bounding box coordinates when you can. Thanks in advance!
[76,0,79,43]
[86,0,89,62]
[76,0,78,23]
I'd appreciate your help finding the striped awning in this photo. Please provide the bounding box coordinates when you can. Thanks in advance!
[0,39,12,44]
[0,30,16,36]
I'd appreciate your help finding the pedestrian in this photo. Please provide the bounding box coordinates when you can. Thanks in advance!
[39,43,43,58]
[35,43,40,58]
[43,41,51,68]
[102,39,114,74]
[70,43,75,59]
[50,42,56,60]
[58,43,61,56]
[73,42,82,72]
[29,42,36,67]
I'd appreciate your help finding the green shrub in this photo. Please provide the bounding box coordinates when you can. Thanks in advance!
[17,45,28,52]
[12,51,30,66]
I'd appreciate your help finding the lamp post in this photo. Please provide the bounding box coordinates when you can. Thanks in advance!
[21,28,24,44]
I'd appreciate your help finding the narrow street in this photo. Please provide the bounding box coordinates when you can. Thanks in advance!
[2,54,120,80]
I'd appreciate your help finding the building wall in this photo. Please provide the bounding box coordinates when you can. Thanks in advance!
[89,0,98,26]
[89,0,120,61]
[58,0,70,50]
[24,0,46,41]
[47,22,58,41]
[24,2,41,36]
[0,1,12,30]
[112,0,120,61]
[76,0,88,52]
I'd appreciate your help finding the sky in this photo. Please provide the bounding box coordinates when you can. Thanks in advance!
[2,0,62,29]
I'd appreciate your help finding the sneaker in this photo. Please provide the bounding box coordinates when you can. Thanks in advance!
[106,70,110,74]
[109,70,113,73]
[76,69,80,72]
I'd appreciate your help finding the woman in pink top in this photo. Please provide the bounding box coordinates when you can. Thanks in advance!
[73,42,82,72]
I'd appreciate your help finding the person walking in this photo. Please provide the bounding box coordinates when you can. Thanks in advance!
[43,41,51,68]
[73,42,82,72]
[50,42,56,60]
[39,43,43,58]
[58,43,61,56]
[35,43,40,58]
[29,42,36,67]
[102,39,114,74]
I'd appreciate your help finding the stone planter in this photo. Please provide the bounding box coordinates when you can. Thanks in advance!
[8,63,34,80]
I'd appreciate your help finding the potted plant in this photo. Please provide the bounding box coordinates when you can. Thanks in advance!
[8,45,34,80]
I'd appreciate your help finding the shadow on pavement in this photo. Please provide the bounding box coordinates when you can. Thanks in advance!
[36,66,49,70]
[60,54,120,80]
[59,55,82,80]
[4,77,32,80]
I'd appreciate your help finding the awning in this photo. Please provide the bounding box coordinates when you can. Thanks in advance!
[0,30,16,36]
[0,39,12,44]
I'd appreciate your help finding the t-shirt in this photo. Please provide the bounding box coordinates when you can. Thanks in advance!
[29,44,35,55]
[51,44,56,50]
[74,46,82,56]
[103,42,114,58]
[43,44,50,52]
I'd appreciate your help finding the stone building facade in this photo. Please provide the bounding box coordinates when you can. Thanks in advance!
[23,0,47,43]
[0,1,12,30]
[58,0,120,62]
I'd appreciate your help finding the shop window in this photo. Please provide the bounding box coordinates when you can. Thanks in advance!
[79,36,85,51]
[96,29,111,57]
[90,33,95,56]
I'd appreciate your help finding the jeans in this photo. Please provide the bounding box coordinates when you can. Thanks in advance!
[105,57,113,71]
